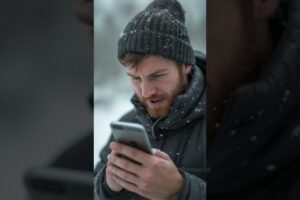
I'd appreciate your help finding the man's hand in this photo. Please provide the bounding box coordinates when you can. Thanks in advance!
[106,142,183,200]
[105,151,124,192]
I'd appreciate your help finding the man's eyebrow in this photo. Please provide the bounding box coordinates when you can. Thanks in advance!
[126,72,138,77]
[126,69,168,77]
[149,69,168,76]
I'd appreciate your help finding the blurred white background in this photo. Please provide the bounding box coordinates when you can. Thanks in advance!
[94,0,206,167]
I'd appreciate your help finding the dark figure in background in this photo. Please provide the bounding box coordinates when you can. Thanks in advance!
[24,0,94,199]
[207,0,300,199]
[94,0,206,199]
[76,0,93,48]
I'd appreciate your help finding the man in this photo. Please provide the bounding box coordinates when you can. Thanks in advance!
[207,0,300,199]
[95,0,206,200]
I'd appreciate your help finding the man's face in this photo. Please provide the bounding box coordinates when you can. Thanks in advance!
[126,56,191,118]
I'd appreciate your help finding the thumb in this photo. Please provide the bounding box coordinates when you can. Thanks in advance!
[152,149,171,161]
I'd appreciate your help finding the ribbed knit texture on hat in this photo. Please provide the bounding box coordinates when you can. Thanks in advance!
[118,0,195,65]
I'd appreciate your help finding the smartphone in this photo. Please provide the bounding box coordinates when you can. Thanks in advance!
[110,121,152,154]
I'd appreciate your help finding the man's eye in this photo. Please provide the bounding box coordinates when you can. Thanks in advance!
[131,77,141,81]
[153,74,165,78]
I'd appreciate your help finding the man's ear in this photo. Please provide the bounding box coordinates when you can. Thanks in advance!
[183,64,192,75]
[253,0,281,19]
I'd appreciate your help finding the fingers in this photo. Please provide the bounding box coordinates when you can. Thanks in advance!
[110,142,152,165]
[112,174,139,193]
[112,171,151,198]
[107,153,142,175]
[152,149,171,161]
[107,164,140,186]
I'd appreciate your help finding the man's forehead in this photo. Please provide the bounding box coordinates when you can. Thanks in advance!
[125,55,175,75]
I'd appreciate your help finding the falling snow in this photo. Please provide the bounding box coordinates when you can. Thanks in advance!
[282,89,291,102]
[284,89,291,96]
[120,32,126,37]
[257,109,264,117]
[206,167,211,173]
[230,130,237,136]
[266,164,277,171]
[250,136,257,142]
[241,160,249,167]
[291,126,300,141]
[195,108,202,112]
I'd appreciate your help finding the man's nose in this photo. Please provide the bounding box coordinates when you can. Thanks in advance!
[141,81,155,98]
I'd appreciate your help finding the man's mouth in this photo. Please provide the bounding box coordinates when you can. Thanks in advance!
[148,99,164,108]
[150,99,161,103]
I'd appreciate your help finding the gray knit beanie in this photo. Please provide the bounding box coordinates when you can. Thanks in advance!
[118,0,195,65]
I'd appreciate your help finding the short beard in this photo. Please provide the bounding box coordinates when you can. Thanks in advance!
[138,69,188,119]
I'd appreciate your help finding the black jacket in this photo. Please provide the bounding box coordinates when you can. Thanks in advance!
[95,52,206,200]
[207,0,300,199]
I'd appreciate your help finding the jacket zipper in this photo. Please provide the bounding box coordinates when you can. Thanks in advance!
[151,118,162,140]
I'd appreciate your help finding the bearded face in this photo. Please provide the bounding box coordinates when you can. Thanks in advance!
[137,69,186,118]
[125,55,191,119]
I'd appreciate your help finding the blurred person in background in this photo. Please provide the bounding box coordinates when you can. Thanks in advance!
[207,0,300,199]
[76,0,93,48]
[23,0,94,199]
[94,0,206,199]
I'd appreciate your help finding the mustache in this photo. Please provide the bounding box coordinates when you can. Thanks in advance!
[140,93,168,101]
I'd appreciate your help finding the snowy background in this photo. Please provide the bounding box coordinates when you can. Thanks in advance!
[94,0,206,167]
